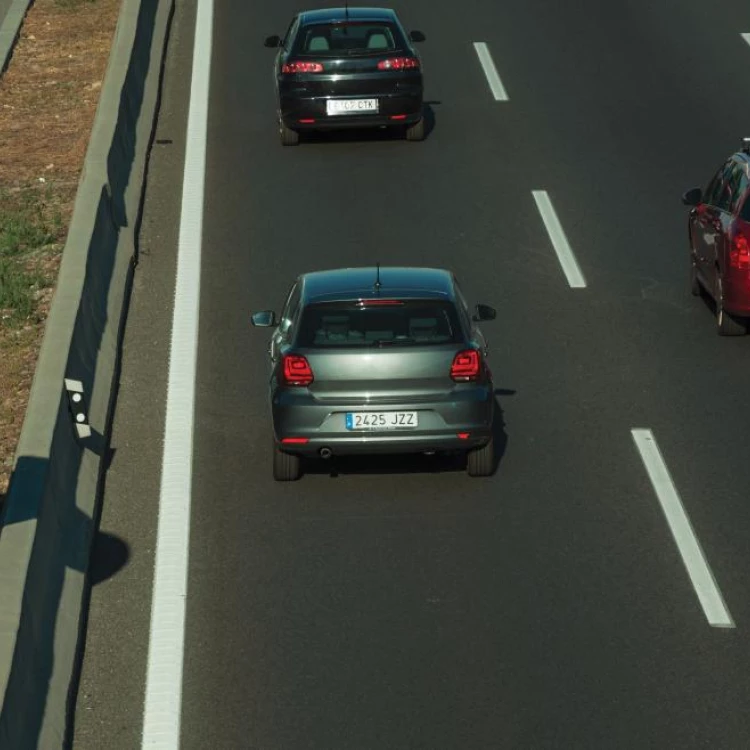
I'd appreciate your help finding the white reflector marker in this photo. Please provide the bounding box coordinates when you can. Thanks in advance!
[473,42,509,101]
[631,429,734,629]
[532,190,586,288]
[142,0,214,746]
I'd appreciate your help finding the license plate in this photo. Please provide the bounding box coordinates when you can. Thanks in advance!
[346,411,418,430]
[326,98,378,116]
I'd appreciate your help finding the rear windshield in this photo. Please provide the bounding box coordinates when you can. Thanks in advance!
[294,22,407,57]
[296,300,464,348]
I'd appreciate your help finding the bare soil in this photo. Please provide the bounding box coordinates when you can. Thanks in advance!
[0,0,121,494]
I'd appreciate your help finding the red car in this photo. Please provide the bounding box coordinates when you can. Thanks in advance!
[683,139,750,335]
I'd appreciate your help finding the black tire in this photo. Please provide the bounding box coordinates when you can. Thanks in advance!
[273,443,302,481]
[280,121,300,147]
[716,275,746,336]
[466,437,495,477]
[405,116,425,142]
[690,258,701,297]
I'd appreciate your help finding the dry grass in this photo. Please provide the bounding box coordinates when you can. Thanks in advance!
[0,0,121,493]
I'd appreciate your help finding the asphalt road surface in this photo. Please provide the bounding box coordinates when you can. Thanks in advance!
[74,0,750,748]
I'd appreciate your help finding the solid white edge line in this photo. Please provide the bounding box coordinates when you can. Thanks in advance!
[141,0,214,746]
[631,429,734,629]
[472,42,509,101]
[742,33,750,47]
[531,190,587,288]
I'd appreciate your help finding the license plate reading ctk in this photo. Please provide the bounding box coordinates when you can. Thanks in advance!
[327,98,378,115]
[346,411,418,430]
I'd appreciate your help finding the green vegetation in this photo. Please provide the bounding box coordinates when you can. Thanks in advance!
[0,189,62,327]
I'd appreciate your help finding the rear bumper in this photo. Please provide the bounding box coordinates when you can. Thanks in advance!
[272,388,494,457]
[280,93,422,130]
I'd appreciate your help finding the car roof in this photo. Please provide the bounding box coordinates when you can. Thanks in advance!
[300,267,455,304]
[298,7,399,26]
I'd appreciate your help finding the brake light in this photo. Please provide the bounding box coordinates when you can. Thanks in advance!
[358,299,404,306]
[450,349,481,382]
[282,62,324,74]
[282,355,314,386]
[377,57,419,71]
[730,233,750,270]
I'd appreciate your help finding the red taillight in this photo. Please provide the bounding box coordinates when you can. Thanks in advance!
[282,61,324,74]
[457,432,471,440]
[282,355,314,386]
[282,437,309,445]
[377,57,419,71]
[358,299,404,306]
[390,114,407,120]
[451,349,481,382]
[729,233,750,270]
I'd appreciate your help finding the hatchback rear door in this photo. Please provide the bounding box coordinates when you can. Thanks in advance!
[290,300,474,404]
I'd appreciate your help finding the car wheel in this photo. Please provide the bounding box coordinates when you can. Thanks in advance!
[405,116,425,142]
[280,121,300,147]
[466,437,495,477]
[716,275,745,336]
[690,258,701,297]
[273,443,302,481]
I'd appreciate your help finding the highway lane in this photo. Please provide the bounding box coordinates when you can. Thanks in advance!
[75,0,750,747]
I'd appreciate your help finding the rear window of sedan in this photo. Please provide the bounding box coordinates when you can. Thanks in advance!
[295,300,464,348]
[294,23,407,56]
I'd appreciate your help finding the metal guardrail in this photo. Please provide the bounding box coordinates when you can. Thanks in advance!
[0,0,174,746]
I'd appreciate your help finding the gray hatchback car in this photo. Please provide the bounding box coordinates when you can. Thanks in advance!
[251,266,497,481]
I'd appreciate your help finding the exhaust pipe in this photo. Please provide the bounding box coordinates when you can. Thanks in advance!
[319,447,333,459]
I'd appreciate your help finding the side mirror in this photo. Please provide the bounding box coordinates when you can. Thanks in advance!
[251,310,276,327]
[409,30,426,43]
[472,304,496,322]
[264,35,281,48]
[682,187,702,206]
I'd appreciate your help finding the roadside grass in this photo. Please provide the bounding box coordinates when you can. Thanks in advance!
[0,188,64,326]
[55,0,98,8]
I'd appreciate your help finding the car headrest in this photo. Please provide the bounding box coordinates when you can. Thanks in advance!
[307,35,330,52]
[366,32,389,50]
[409,317,439,340]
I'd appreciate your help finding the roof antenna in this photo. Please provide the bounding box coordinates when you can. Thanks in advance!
[344,0,349,23]
[374,262,382,293]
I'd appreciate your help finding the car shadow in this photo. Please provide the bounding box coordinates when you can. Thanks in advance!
[300,102,438,145]
[303,392,509,478]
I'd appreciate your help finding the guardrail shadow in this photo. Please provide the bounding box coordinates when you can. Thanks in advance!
[304,389,511,478]
[0,453,130,747]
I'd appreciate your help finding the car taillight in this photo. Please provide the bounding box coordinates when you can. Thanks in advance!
[451,349,481,382]
[282,355,314,386]
[282,62,324,74]
[377,57,419,71]
[729,233,750,270]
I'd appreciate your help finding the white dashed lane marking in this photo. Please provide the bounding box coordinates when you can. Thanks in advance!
[531,190,587,289]
[473,42,509,101]
[632,429,734,629]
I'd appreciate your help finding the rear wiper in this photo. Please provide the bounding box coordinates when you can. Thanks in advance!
[371,337,417,347]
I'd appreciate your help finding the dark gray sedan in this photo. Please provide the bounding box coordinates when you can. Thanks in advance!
[251,267,497,481]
